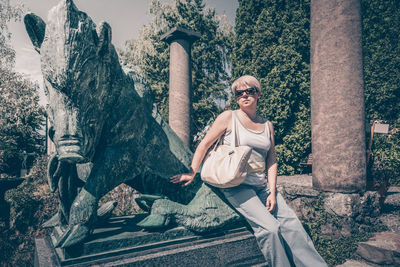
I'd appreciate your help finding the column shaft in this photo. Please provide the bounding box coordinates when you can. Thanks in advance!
[311,0,366,192]
[169,39,191,147]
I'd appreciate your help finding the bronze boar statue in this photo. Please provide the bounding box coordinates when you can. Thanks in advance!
[24,0,240,248]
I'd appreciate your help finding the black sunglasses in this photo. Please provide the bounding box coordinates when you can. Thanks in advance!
[235,87,258,98]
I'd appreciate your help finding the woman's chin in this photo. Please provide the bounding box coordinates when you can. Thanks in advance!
[240,101,255,107]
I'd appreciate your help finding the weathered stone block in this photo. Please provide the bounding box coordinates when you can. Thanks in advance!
[379,213,400,233]
[324,193,361,217]
[337,259,375,267]
[278,175,381,238]
[356,231,400,266]
[324,191,380,218]
[383,187,400,212]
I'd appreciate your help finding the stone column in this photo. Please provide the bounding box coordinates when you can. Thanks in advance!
[310,0,366,192]
[161,27,200,147]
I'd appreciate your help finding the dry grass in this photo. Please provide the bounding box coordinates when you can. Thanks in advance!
[100,183,143,216]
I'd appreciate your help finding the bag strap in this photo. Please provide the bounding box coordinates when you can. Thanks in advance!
[210,110,238,151]
[211,135,222,151]
[231,110,238,148]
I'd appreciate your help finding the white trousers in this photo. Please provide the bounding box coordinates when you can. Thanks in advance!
[221,184,327,267]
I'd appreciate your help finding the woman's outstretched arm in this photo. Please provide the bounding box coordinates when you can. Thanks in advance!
[170,110,232,186]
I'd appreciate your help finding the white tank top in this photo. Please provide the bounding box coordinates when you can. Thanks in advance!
[223,110,271,186]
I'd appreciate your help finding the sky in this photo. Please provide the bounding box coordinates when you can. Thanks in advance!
[9,0,238,105]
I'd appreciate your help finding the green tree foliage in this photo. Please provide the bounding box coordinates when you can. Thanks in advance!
[362,0,400,186]
[0,70,44,175]
[361,0,400,122]
[0,0,44,175]
[1,156,58,266]
[0,0,23,69]
[370,121,400,187]
[232,0,311,174]
[119,0,233,148]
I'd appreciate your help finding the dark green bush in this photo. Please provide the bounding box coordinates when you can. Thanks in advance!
[232,0,311,175]
[368,119,400,187]
[0,156,58,267]
[362,0,400,188]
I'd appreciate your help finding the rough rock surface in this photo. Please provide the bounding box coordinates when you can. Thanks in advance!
[382,187,400,212]
[278,175,381,238]
[278,175,320,199]
[323,191,380,218]
[356,231,400,266]
[339,187,400,266]
[379,213,400,233]
[378,186,400,233]
[337,259,375,267]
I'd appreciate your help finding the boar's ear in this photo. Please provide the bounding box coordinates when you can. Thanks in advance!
[96,22,112,56]
[24,13,46,54]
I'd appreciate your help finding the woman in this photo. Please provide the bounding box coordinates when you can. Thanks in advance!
[171,75,327,267]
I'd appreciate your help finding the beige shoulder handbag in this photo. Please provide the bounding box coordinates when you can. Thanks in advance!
[200,110,252,188]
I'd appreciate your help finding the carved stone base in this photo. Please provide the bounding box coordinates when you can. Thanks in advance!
[34,214,266,266]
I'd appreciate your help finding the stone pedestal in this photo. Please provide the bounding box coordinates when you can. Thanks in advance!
[310,0,366,192]
[34,215,265,266]
[161,27,200,147]
[34,175,384,266]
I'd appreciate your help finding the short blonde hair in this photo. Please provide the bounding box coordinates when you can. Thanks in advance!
[232,75,261,95]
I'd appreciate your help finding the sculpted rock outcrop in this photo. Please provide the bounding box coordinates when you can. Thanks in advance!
[24,0,239,248]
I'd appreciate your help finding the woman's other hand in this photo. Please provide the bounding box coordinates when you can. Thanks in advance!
[266,193,276,212]
[170,172,195,186]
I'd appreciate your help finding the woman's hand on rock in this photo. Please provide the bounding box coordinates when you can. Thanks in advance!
[170,170,195,186]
